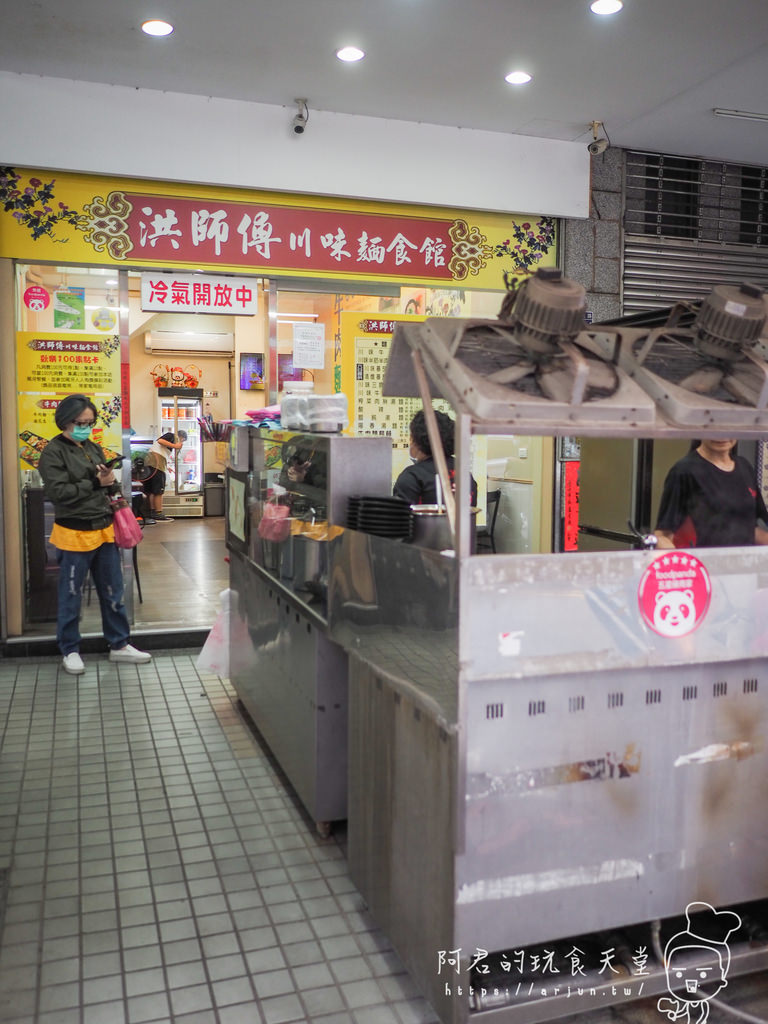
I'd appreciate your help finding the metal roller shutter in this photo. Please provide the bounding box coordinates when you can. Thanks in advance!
[623,152,768,314]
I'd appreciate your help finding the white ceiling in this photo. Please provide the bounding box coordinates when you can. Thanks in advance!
[3,0,768,167]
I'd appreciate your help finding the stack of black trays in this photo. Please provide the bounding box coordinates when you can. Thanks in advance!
[347,496,412,539]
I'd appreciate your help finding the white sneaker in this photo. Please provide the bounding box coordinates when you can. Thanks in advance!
[109,644,152,664]
[62,652,85,675]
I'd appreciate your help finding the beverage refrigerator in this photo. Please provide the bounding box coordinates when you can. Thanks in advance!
[157,387,204,516]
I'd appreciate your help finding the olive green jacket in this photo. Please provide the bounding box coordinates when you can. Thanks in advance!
[38,434,116,529]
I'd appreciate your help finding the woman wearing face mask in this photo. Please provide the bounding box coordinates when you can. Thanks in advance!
[38,393,151,675]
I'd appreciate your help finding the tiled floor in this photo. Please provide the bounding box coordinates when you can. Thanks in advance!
[2,651,767,1024]
[0,651,438,1024]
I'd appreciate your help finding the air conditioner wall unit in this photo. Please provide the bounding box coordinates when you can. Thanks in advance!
[144,330,235,356]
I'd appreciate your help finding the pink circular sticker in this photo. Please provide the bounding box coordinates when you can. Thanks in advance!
[638,553,711,638]
[24,285,50,311]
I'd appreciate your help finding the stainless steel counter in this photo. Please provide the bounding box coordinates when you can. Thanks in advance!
[226,427,392,833]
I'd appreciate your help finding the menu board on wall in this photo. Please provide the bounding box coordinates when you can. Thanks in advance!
[16,331,123,471]
[339,312,487,513]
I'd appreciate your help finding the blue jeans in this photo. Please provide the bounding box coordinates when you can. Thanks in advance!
[56,543,130,654]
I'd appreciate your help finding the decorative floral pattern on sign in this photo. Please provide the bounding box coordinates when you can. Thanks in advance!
[98,395,122,427]
[494,217,556,276]
[82,192,134,260]
[447,219,493,281]
[0,168,88,241]
[99,335,121,357]
[0,168,132,259]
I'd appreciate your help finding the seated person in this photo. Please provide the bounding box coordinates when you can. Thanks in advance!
[655,438,768,548]
[393,409,478,506]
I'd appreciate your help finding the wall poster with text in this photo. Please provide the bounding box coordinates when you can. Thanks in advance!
[16,331,123,472]
[339,312,487,519]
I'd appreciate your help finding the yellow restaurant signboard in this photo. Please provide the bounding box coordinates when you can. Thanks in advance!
[0,167,558,290]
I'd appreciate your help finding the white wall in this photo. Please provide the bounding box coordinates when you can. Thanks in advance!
[0,72,589,219]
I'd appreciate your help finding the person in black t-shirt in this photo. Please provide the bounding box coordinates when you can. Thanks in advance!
[393,409,477,506]
[655,439,768,548]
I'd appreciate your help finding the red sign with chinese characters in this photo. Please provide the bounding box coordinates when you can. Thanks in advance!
[126,194,454,280]
[562,460,580,551]
[357,319,398,334]
[140,272,258,314]
[638,552,712,638]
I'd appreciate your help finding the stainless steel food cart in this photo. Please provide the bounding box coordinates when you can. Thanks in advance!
[326,274,768,1024]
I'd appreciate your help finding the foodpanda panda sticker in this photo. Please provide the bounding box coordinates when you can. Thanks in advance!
[638,553,711,638]
[24,285,50,311]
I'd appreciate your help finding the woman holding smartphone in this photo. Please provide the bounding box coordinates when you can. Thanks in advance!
[38,393,151,675]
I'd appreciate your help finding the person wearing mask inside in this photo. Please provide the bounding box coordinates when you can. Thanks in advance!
[38,393,152,675]
[393,409,478,506]
[144,429,187,522]
[655,438,768,549]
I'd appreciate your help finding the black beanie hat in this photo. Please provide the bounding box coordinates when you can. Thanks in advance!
[54,394,98,430]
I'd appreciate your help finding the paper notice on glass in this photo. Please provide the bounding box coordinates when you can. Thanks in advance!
[292,323,325,369]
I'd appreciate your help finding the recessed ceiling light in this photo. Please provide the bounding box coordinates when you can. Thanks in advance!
[590,0,623,14]
[142,19,174,37]
[336,46,365,63]
[505,70,532,85]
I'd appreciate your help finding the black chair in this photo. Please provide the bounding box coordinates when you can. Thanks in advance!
[476,488,501,553]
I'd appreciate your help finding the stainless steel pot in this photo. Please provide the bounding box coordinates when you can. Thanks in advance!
[409,505,478,552]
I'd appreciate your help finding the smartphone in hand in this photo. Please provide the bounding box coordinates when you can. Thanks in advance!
[104,456,125,469]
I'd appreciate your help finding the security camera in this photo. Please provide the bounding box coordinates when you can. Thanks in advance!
[292,99,309,135]
[588,137,609,156]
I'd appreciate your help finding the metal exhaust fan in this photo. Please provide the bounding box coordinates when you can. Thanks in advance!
[382,267,657,433]
[594,281,768,429]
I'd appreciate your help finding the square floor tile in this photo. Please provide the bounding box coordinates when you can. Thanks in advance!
[38,981,80,1012]
[122,945,163,972]
[124,967,167,997]
[169,982,214,1015]
[126,992,170,1024]
[165,961,208,990]
[83,974,124,1004]
[212,976,255,1007]
[160,917,198,943]
[245,947,288,975]
[162,938,203,966]
[205,954,247,983]
[331,957,374,984]
[260,992,305,1024]
[39,957,81,986]
[70,992,117,1023]
[300,985,347,1018]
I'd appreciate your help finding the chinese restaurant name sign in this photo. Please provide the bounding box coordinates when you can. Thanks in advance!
[0,168,558,289]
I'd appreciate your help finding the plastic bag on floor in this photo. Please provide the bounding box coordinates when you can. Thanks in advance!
[196,588,232,677]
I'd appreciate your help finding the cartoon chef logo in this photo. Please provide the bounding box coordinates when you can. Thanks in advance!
[638,553,711,638]
[657,901,741,1024]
